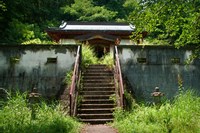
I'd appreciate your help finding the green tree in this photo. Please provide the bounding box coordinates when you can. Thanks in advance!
[0,0,73,44]
[5,19,37,43]
[93,0,126,21]
[0,0,6,12]
[61,0,117,21]
[0,0,6,36]
[126,0,200,47]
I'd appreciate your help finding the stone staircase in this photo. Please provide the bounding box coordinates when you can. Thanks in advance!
[77,64,116,124]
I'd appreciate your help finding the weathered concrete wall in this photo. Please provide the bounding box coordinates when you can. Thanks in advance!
[0,45,78,98]
[118,45,200,101]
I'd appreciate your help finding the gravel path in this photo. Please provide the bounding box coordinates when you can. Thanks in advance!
[81,124,118,133]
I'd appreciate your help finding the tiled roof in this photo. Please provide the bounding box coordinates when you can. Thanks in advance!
[58,21,135,31]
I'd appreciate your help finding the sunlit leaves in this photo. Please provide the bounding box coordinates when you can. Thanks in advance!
[61,0,117,21]
[0,0,6,11]
[127,0,200,47]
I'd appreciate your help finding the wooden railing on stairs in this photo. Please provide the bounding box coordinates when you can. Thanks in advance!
[69,46,81,116]
[114,46,124,108]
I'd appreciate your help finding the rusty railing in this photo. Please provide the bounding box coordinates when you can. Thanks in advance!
[114,46,124,108]
[69,46,81,116]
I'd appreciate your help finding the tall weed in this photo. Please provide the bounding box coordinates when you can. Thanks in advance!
[81,45,98,68]
[113,90,200,133]
[0,92,81,133]
[99,53,114,69]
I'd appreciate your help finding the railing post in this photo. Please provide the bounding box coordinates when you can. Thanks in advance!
[69,94,72,116]
[69,45,81,116]
[114,46,124,108]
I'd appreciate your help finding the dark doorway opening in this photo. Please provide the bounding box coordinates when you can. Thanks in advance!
[94,45,110,58]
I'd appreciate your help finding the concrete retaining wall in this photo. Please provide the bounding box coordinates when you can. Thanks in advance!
[118,45,200,102]
[0,45,78,98]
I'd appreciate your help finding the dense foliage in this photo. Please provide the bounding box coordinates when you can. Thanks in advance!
[113,91,200,133]
[0,0,72,44]
[126,0,200,47]
[0,92,81,133]
[81,45,98,68]
[81,44,114,69]
[61,0,117,22]
[0,0,199,49]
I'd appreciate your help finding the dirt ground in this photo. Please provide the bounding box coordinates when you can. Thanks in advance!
[81,124,118,133]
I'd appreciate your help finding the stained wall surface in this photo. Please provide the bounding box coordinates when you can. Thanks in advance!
[118,46,200,101]
[0,45,78,98]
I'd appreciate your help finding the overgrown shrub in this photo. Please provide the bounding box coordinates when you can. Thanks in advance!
[81,45,98,68]
[99,53,114,69]
[81,44,114,69]
[63,70,73,85]
[113,90,200,133]
[0,92,81,133]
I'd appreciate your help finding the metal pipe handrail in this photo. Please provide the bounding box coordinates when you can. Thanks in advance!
[114,46,124,108]
[69,46,81,116]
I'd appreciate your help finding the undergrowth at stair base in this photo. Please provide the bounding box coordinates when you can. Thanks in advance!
[63,70,73,86]
[123,90,138,111]
[109,94,117,106]
[113,90,200,133]
[77,95,83,108]
[0,92,82,133]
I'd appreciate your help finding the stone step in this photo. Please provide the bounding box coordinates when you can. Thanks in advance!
[82,95,112,99]
[80,104,115,108]
[85,69,112,73]
[83,79,114,83]
[80,91,115,95]
[83,76,114,82]
[83,87,115,91]
[84,68,112,72]
[83,76,113,80]
[83,73,113,77]
[81,99,114,104]
[78,108,114,114]
[83,83,114,87]
[86,64,107,68]
[80,118,113,124]
[78,113,113,119]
